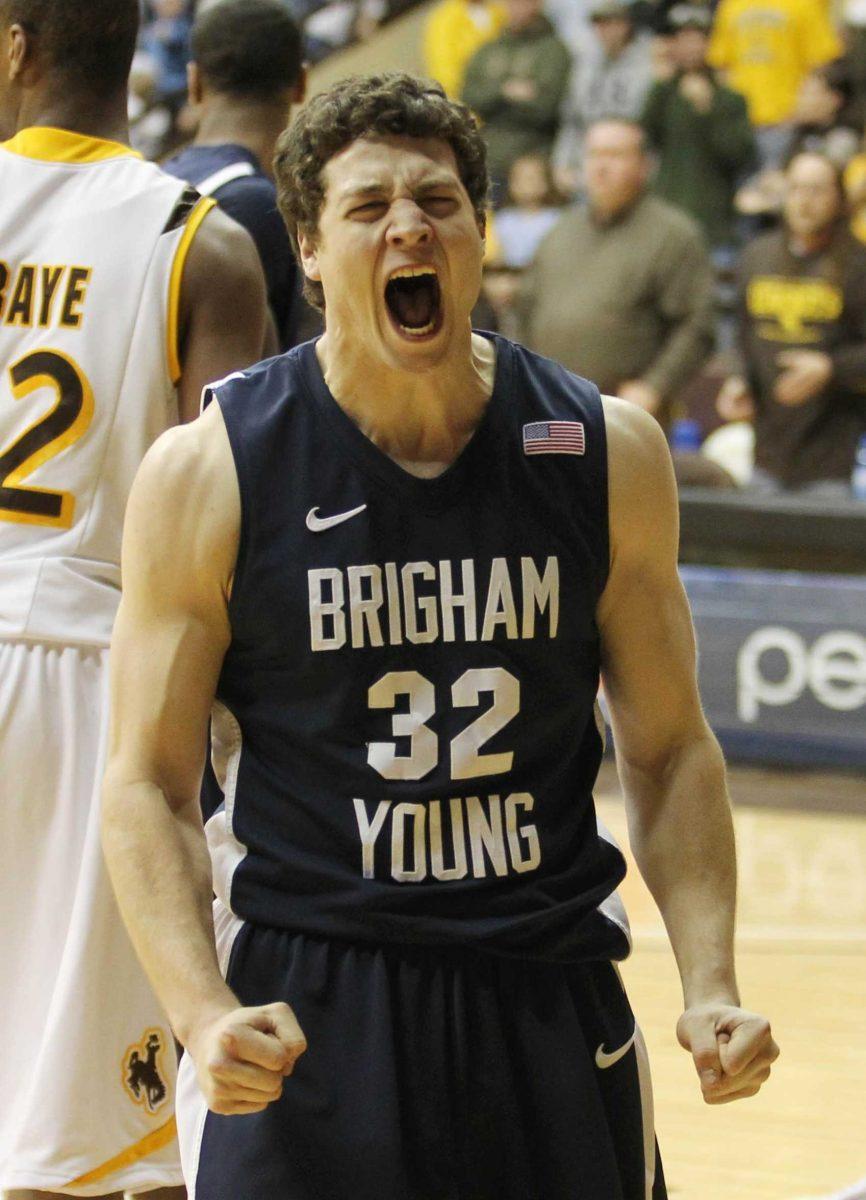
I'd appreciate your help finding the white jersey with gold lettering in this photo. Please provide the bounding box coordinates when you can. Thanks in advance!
[0,125,214,646]
[0,127,214,1196]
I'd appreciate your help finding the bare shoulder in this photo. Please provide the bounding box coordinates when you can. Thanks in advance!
[599,396,676,504]
[185,203,265,292]
[125,402,239,598]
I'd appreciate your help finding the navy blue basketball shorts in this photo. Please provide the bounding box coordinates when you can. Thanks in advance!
[177,909,667,1200]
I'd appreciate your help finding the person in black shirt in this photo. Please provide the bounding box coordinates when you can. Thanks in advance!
[719,151,866,493]
[165,0,307,352]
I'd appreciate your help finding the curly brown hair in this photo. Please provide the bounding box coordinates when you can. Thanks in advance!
[274,72,489,311]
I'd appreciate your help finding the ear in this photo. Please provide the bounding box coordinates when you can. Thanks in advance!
[187,60,202,106]
[7,23,30,83]
[298,229,321,282]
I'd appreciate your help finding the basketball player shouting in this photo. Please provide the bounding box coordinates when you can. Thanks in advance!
[103,73,779,1200]
[0,1,268,1196]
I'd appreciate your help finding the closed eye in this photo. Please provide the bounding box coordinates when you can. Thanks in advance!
[348,201,388,219]
[421,196,459,215]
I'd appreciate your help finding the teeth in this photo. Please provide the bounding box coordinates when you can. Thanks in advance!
[399,320,436,336]
[389,266,437,281]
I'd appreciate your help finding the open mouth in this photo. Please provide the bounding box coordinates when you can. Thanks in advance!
[384,266,442,338]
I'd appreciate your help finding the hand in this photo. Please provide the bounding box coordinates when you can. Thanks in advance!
[618,380,661,413]
[501,78,537,103]
[716,375,755,422]
[677,1003,779,1104]
[679,72,714,113]
[735,170,785,216]
[186,1002,308,1116]
[774,350,833,406]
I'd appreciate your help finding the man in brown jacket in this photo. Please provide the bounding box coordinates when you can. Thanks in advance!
[520,117,714,423]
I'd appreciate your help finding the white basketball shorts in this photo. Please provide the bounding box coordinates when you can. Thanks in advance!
[0,639,183,1195]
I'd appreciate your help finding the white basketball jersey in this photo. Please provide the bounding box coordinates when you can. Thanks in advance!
[0,126,215,646]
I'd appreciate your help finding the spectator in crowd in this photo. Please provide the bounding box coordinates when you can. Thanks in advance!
[140,0,193,108]
[461,0,571,197]
[642,3,755,252]
[737,58,859,220]
[543,0,595,60]
[492,152,563,266]
[164,0,307,352]
[788,59,860,164]
[718,152,866,494]
[424,0,506,97]
[520,118,714,421]
[552,0,653,194]
[303,0,393,61]
[129,48,175,159]
[707,0,841,169]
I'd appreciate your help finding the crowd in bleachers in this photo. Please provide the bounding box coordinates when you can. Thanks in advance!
[135,0,866,498]
[426,0,866,496]
[131,0,416,157]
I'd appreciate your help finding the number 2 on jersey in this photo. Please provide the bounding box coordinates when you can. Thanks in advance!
[0,348,94,528]
[368,667,520,782]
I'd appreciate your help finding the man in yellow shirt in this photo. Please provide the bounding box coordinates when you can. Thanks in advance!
[708,0,840,165]
[424,0,506,97]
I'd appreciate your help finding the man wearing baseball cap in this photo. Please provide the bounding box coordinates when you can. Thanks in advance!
[642,2,755,250]
[553,0,653,192]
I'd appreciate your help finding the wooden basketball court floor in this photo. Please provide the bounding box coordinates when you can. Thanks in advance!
[595,760,866,1200]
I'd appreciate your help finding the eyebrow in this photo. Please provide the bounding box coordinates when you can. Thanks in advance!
[337,176,461,201]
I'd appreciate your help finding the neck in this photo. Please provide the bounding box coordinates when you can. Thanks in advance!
[316,325,497,477]
[194,94,291,178]
[15,88,130,145]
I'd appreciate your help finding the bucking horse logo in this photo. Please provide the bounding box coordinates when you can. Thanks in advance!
[123,1029,169,1113]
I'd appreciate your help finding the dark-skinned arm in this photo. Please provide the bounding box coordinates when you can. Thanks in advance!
[177,207,269,422]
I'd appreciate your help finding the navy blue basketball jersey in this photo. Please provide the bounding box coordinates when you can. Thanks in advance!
[163,143,302,350]
[203,334,631,963]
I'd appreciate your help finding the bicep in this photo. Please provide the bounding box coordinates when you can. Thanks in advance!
[600,557,707,772]
[598,401,709,770]
[107,422,236,806]
[109,597,225,809]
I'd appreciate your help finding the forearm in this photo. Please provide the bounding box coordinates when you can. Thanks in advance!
[102,775,238,1045]
[621,732,739,1008]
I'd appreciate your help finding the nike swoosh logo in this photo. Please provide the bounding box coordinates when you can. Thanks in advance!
[306,504,368,532]
[595,1029,636,1070]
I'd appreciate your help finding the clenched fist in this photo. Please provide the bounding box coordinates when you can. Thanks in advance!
[186,1001,308,1116]
[677,1003,779,1104]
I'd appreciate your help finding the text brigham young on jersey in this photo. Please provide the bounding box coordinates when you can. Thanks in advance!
[307,555,560,883]
[308,555,560,650]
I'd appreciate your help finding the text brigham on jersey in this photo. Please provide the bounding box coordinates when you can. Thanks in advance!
[308,555,560,651]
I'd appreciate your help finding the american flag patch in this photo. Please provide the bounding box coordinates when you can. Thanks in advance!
[522,421,586,456]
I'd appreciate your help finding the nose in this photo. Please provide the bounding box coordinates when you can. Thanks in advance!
[386,199,432,248]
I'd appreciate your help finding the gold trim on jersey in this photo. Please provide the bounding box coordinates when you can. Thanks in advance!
[61,1116,178,1189]
[167,196,218,385]
[0,126,142,164]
